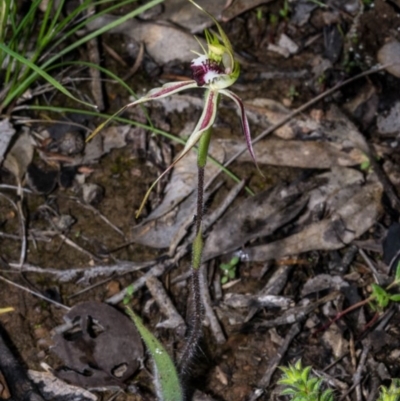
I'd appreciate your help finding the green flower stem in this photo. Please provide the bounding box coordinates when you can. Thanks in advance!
[197,126,212,168]
[179,126,212,375]
[193,125,211,265]
[194,125,212,246]
[192,228,203,270]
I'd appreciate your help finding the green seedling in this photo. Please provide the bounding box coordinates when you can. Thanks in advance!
[377,380,400,401]
[317,262,400,333]
[279,360,334,401]
[256,7,264,21]
[267,0,290,28]
[279,0,291,20]
[370,282,400,311]
[366,261,400,312]
[219,256,240,284]
[287,85,299,101]
[269,13,279,27]
[317,73,327,87]
[360,154,380,172]
[280,361,400,401]
[360,159,371,171]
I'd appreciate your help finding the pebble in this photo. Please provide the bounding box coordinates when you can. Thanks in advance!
[377,40,400,78]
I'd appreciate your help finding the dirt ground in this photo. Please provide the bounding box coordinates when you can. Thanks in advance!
[2,0,400,400]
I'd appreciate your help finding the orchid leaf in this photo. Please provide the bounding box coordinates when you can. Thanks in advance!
[126,307,183,401]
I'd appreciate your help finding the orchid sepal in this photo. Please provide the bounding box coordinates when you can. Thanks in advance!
[188,0,235,71]
[220,89,263,176]
[136,88,219,218]
[134,80,198,103]
[87,80,198,142]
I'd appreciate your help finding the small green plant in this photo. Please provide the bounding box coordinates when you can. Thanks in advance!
[317,73,326,87]
[360,159,371,171]
[318,263,400,333]
[279,0,291,20]
[367,262,400,312]
[269,13,279,27]
[256,7,264,21]
[279,360,334,401]
[287,85,299,101]
[279,362,400,401]
[219,256,240,284]
[370,282,400,311]
[267,0,290,28]
[377,380,400,401]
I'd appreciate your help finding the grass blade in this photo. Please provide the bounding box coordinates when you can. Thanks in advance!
[1,0,163,108]
[0,43,95,108]
[47,60,153,127]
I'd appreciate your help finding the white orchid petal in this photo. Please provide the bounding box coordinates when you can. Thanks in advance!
[182,89,218,154]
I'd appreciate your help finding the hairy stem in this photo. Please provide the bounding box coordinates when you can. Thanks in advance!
[179,128,212,376]
[178,259,202,376]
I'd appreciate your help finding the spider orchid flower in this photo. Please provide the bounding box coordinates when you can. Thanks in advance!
[89,1,258,217]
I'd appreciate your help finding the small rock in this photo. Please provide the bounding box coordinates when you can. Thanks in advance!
[268,43,290,58]
[53,131,85,155]
[377,40,400,78]
[81,183,104,205]
[377,102,400,135]
[106,281,121,298]
[51,214,75,231]
[277,34,299,55]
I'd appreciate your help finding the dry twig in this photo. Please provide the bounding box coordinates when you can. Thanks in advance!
[146,276,186,333]
[199,263,226,344]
